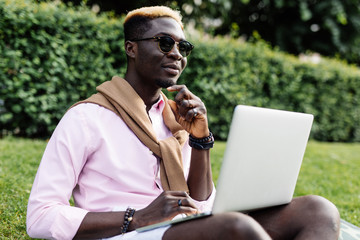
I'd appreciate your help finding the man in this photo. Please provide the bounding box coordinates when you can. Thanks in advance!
[27,6,340,240]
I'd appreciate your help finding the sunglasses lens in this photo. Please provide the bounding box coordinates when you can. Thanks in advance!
[179,41,193,56]
[159,37,175,53]
[158,36,194,57]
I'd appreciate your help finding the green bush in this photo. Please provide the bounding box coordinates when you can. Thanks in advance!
[182,35,360,141]
[1,0,360,142]
[0,0,125,137]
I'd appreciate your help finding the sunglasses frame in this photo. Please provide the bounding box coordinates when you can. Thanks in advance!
[130,36,194,57]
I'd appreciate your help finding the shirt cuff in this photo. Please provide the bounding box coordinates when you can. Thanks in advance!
[50,206,89,239]
[27,205,88,240]
[191,182,216,213]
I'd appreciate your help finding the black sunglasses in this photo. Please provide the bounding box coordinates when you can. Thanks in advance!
[130,36,194,57]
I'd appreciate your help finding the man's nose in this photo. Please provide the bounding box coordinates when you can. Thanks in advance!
[168,44,183,60]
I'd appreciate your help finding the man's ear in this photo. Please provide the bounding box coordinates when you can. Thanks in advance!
[125,40,137,59]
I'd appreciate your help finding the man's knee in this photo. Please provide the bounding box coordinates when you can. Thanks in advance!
[303,195,339,218]
[220,212,271,240]
[299,195,340,231]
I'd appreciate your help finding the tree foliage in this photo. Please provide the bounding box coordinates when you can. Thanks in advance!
[54,0,360,65]
[200,0,360,65]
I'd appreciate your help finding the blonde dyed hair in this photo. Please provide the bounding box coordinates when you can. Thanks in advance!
[124,6,183,29]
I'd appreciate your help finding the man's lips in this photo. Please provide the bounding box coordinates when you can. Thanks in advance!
[162,63,180,76]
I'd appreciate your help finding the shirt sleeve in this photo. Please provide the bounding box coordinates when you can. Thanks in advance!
[26,105,92,239]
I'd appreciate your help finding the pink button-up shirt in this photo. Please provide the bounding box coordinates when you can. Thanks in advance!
[27,97,215,239]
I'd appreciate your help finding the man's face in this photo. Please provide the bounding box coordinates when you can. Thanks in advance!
[134,17,188,89]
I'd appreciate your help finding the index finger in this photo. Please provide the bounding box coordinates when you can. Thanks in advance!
[167,85,190,101]
[167,85,198,106]
[164,191,198,209]
[166,85,186,93]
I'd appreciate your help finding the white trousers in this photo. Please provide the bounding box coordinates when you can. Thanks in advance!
[105,226,170,240]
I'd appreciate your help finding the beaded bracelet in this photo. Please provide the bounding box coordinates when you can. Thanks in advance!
[189,132,214,150]
[121,207,136,234]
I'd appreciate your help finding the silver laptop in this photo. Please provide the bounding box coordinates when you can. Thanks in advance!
[136,105,313,232]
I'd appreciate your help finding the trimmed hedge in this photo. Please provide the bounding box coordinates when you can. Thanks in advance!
[183,37,360,142]
[1,0,360,141]
[0,0,125,137]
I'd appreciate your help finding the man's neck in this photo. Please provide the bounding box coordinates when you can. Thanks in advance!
[124,73,162,112]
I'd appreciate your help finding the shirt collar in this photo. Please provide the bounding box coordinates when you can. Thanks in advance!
[149,94,166,113]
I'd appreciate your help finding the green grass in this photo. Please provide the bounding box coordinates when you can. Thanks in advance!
[0,137,359,239]
[295,141,360,226]
[0,137,46,239]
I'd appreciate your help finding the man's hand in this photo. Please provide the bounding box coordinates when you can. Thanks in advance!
[167,85,209,138]
[131,191,198,230]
